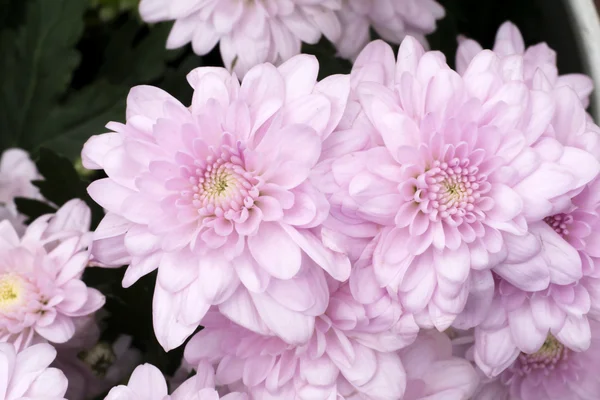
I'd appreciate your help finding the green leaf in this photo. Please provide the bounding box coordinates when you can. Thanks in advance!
[36,21,180,159]
[29,148,105,228]
[33,148,88,205]
[0,0,32,30]
[0,0,192,160]
[0,0,86,150]
[89,0,139,22]
[99,20,180,84]
[156,53,203,104]
[39,81,126,158]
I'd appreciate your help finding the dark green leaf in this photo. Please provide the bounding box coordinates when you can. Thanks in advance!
[0,0,86,150]
[156,52,203,104]
[99,20,180,85]
[39,81,126,158]
[31,148,105,228]
[33,148,88,205]
[35,20,179,159]
[0,0,32,30]
[89,0,139,22]
[0,1,191,160]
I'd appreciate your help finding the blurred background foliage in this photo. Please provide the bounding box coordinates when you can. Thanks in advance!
[0,0,586,389]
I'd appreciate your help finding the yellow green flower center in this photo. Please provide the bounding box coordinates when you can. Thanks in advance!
[515,335,569,375]
[0,274,25,311]
[78,341,117,377]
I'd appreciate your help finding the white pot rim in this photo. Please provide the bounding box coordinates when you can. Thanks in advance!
[565,0,600,119]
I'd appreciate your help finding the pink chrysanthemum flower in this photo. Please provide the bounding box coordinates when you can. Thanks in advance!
[539,80,600,164]
[0,199,104,350]
[458,81,600,327]
[105,361,247,400]
[571,187,600,321]
[316,38,600,331]
[0,149,42,234]
[540,174,600,321]
[456,21,594,107]
[470,173,600,377]
[184,282,418,400]
[474,321,600,400]
[400,329,479,399]
[473,274,592,378]
[139,0,342,77]
[83,55,351,351]
[0,342,68,400]
[334,0,445,60]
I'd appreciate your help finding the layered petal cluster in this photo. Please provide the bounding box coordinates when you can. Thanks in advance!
[183,280,419,400]
[473,275,592,378]
[334,0,444,60]
[400,329,479,400]
[105,361,247,400]
[0,342,68,400]
[472,174,600,377]
[79,23,600,399]
[474,321,600,400]
[0,199,104,350]
[571,178,600,320]
[456,21,594,107]
[83,55,351,351]
[0,149,42,234]
[316,37,599,331]
[437,24,600,396]
[139,0,342,76]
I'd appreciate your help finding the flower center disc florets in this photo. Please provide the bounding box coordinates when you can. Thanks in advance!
[180,141,260,221]
[78,342,117,377]
[0,273,27,311]
[513,335,569,376]
[544,213,573,238]
[416,157,488,223]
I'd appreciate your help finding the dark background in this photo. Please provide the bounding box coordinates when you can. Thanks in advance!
[430,0,586,74]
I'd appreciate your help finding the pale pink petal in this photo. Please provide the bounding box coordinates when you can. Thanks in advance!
[248,222,302,280]
[152,283,197,351]
[474,327,520,377]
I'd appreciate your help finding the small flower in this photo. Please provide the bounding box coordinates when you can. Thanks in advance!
[184,281,418,400]
[54,322,142,400]
[104,362,248,400]
[474,324,600,400]
[0,342,68,400]
[139,0,342,77]
[0,199,104,350]
[334,0,445,60]
[456,21,594,107]
[400,329,479,400]
[83,55,351,351]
